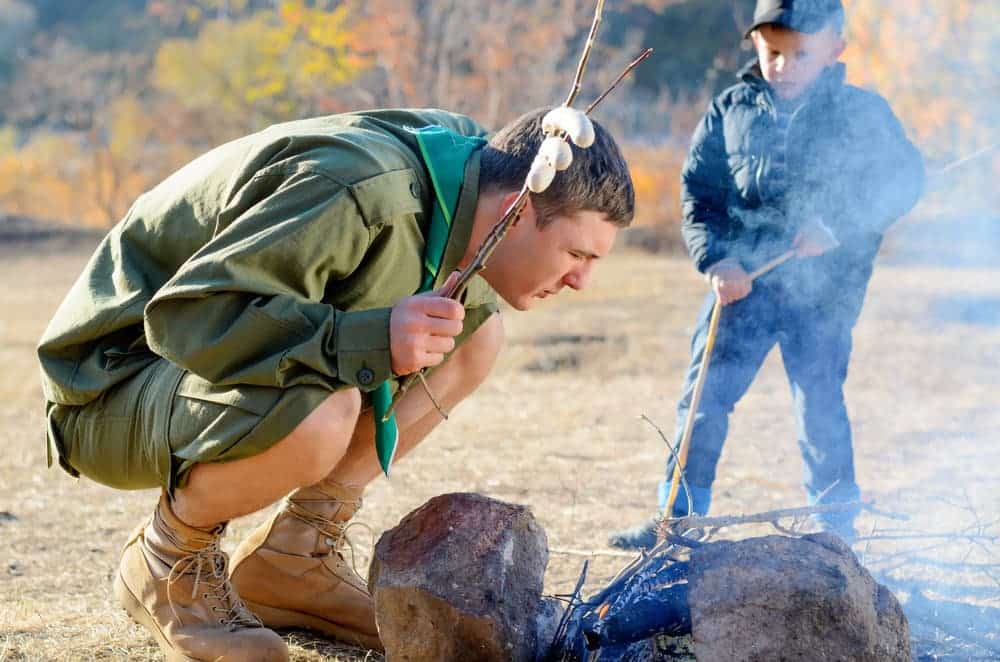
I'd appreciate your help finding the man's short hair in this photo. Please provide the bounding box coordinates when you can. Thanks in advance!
[479,108,635,228]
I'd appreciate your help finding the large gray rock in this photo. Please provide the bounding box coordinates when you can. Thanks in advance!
[687,533,911,662]
[369,493,549,661]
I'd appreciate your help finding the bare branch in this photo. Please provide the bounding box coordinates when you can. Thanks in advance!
[640,414,694,518]
[586,48,653,114]
[550,547,635,558]
[665,501,908,534]
[563,0,605,107]
[856,531,999,543]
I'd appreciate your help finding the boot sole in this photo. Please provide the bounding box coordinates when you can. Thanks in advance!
[113,570,199,662]
[243,600,383,651]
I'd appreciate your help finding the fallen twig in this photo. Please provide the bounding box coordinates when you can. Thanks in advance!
[550,547,636,558]
[881,557,1000,572]
[855,531,1000,543]
[640,413,693,517]
[664,501,907,537]
[545,559,590,661]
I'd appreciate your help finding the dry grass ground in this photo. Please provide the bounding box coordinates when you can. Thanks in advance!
[2,217,998,660]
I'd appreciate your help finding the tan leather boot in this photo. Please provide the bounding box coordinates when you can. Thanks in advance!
[113,492,288,662]
[229,480,382,651]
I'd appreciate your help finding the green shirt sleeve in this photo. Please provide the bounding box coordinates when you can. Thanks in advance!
[144,168,394,392]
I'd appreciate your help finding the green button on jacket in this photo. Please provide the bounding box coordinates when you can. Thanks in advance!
[37,109,498,412]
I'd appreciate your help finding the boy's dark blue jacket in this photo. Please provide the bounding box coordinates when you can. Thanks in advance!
[681,60,924,301]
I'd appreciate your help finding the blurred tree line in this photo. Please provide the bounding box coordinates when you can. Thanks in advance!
[0,0,996,229]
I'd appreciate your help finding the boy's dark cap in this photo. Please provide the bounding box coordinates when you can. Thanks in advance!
[745,0,845,38]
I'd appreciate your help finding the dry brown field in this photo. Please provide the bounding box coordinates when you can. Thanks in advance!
[2,217,998,660]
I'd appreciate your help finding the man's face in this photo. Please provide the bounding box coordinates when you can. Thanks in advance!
[482,206,618,311]
[751,24,845,100]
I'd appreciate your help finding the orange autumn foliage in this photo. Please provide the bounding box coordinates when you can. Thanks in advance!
[626,143,687,229]
[4,1,995,229]
[841,0,998,162]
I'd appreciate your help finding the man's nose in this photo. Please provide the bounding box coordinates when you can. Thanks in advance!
[563,263,593,291]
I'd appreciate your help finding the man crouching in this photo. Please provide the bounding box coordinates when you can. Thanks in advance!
[38,107,634,660]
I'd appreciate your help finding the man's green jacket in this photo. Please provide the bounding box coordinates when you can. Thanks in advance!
[37,109,498,407]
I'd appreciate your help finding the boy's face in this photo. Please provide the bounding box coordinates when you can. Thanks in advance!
[751,23,845,101]
[481,203,617,311]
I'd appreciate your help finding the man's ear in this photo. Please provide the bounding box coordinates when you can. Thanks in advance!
[509,193,536,229]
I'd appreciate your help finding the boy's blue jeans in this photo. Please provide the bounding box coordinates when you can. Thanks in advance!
[659,278,867,526]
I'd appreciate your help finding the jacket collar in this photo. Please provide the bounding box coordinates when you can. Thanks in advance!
[739,59,846,109]
[409,125,486,292]
[438,148,482,291]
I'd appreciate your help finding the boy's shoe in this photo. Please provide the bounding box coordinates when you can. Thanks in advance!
[113,492,288,662]
[608,518,660,550]
[230,480,382,651]
[608,517,708,550]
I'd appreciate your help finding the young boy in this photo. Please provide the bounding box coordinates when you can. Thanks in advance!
[39,107,634,660]
[610,0,924,549]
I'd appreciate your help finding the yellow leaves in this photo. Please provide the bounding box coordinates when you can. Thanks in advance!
[0,93,177,227]
[152,3,369,129]
[278,1,304,26]
[0,131,88,223]
[281,1,355,51]
[106,96,157,156]
[841,0,997,161]
[155,15,274,118]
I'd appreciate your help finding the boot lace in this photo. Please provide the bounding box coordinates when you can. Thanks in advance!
[285,495,375,578]
[167,536,263,629]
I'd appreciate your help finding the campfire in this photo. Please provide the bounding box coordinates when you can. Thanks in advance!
[368,493,918,661]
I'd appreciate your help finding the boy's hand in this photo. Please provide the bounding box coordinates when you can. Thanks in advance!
[389,272,465,375]
[793,217,840,258]
[706,258,752,305]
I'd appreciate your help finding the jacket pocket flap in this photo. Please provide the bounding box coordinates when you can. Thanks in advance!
[176,373,279,417]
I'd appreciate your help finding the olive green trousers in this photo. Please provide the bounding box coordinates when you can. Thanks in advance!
[47,359,333,492]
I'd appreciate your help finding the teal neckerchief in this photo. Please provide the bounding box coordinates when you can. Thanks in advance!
[373,125,486,476]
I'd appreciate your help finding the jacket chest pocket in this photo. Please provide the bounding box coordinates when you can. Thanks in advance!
[727,153,763,205]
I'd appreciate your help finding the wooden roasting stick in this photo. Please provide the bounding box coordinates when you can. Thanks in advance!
[660,249,796,524]
[382,43,653,422]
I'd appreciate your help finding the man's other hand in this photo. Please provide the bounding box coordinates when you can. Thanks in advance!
[706,259,752,306]
[793,217,840,258]
[389,272,465,375]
